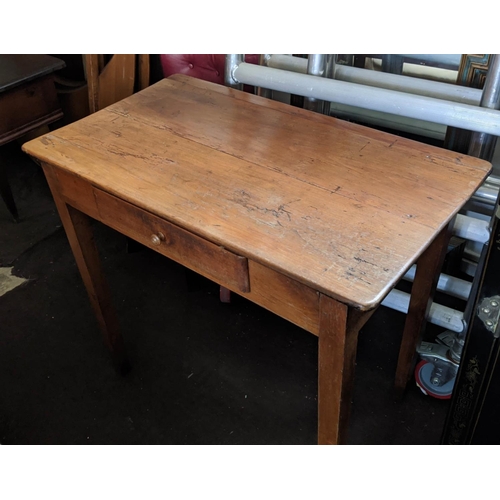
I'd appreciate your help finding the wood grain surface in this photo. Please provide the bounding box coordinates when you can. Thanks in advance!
[22,75,491,310]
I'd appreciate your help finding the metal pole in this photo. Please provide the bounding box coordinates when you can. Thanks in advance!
[486,175,500,187]
[265,54,482,105]
[304,54,327,114]
[256,54,272,99]
[232,62,500,136]
[472,184,499,206]
[325,54,335,79]
[225,54,243,90]
[382,54,404,75]
[306,54,326,75]
[468,54,500,161]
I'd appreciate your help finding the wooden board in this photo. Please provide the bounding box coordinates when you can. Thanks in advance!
[22,75,491,310]
[85,54,136,113]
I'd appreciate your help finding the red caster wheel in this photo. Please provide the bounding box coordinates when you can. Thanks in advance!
[220,286,231,303]
[415,360,455,399]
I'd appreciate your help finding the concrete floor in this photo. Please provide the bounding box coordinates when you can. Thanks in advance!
[0,141,452,444]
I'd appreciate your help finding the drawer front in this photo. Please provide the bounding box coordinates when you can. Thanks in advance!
[94,188,250,294]
[0,75,62,144]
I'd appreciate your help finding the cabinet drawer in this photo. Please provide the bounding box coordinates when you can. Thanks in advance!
[93,188,250,294]
[0,75,62,144]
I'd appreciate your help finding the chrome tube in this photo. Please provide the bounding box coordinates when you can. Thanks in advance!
[473,55,500,110]
[225,54,243,89]
[307,54,327,77]
[232,62,500,136]
[468,55,500,161]
[304,54,327,114]
[472,184,499,206]
[325,54,335,79]
[486,175,500,187]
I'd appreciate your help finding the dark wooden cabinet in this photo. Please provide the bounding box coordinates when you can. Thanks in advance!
[0,54,65,220]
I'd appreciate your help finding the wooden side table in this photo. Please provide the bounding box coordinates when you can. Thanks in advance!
[0,54,65,221]
[22,75,491,444]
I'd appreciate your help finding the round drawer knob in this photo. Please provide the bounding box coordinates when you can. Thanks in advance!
[151,232,165,246]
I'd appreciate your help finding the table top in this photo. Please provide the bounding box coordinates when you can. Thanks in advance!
[0,54,65,93]
[22,74,491,309]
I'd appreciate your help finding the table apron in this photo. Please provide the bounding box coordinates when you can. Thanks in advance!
[50,165,321,335]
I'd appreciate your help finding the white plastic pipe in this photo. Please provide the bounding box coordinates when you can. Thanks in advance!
[402,265,472,301]
[337,54,461,68]
[335,65,481,105]
[265,54,482,105]
[266,54,308,73]
[461,258,478,276]
[329,102,447,140]
[381,289,464,333]
[452,214,490,244]
[232,63,500,136]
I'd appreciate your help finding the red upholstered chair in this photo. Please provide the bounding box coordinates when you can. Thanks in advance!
[159,54,259,302]
[159,54,259,92]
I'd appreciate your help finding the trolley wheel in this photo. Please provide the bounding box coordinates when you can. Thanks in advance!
[220,286,231,303]
[414,360,454,400]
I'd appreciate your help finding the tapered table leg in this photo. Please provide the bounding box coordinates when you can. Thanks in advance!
[394,226,451,398]
[318,294,376,444]
[0,161,19,222]
[43,164,129,373]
